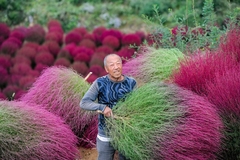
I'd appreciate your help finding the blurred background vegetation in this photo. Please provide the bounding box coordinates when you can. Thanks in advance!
[0,0,239,32]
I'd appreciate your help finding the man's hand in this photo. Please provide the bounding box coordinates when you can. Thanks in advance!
[103,106,113,117]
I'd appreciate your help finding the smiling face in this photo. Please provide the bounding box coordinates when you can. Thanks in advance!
[104,54,123,81]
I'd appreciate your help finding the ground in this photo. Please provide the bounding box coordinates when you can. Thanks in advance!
[79,147,119,160]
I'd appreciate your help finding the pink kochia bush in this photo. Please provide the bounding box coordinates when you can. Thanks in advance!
[106,82,223,160]
[0,100,79,160]
[20,66,98,147]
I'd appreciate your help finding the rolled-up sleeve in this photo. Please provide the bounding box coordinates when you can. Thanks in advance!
[80,80,106,112]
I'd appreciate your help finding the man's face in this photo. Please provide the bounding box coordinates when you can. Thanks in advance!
[105,55,122,80]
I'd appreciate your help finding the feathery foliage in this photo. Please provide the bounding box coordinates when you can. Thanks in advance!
[105,82,223,160]
[0,100,79,160]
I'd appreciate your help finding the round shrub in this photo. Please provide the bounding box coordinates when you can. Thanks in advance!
[88,65,105,77]
[102,35,120,50]
[10,30,25,42]
[0,54,12,68]
[0,40,19,56]
[83,33,96,42]
[117,46,135,62]
[2,85,20,100]
[72,46,94,63]
[57,49,73,62]
[65,31,82,45]
[20,66,97,144]
[89,52,105,67]
[0,66,8,87]
[72,27,87,36]
[25,24,46,44]
[100,28,122,43]
[45,32,63,46]
[95,45,114,55]
[6,37,23,48]
[10,63,32,76]
[42,40,60,57]
[47,19,62,29]
[63,43,77,57]
[171,50,237,96]
[0,100,79,160]
[86,73,98,83]
[11,55,32,65]
[54,57,71,67]
[123,47,185,84]
[16,46,37,61]
[0,22,10,39]
[121,33,142,47]
[34,63,48,72]
[93,26,107,45]
[70,61,89,76]
[79,39,96,50]
[106,82,223,160]
[35,51,55,66]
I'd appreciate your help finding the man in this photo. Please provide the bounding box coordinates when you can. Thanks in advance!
[80,53,137,160]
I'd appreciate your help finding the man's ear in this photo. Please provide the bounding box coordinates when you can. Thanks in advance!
[104,66,109,73]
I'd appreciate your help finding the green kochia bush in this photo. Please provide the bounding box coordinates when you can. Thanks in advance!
[0,100,79,160]
[105,82,223,160]
[123,47,185,84]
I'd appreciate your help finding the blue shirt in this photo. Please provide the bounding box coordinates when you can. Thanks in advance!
[80,74,137,137]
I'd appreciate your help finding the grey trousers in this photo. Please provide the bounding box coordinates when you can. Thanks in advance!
[96,137,129,160]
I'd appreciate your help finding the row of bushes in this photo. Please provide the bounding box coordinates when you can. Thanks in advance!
[0,19,148,100]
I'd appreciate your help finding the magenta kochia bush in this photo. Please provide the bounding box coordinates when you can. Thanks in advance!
[206,65,240,116]
[0,100,79,160]
[25,24,46,44]
[171,50,238,96]
[65,31,82,45]
[0,23,10,39]
[218,27,240,61]
[106,82,223,160]
[20,66,97,146]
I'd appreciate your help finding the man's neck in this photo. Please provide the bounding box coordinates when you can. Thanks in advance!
[108,75,124,82]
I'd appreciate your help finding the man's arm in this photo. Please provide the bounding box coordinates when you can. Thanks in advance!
[80,80,106,112]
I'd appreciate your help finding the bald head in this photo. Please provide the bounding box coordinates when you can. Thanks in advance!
[104,54,122,67]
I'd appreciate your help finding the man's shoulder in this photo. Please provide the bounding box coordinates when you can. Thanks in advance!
[124,75,136,82]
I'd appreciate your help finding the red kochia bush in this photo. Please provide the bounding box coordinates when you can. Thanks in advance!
[0,66,8,86]
[10,30,25,42]
[65,31,82,45]
[35,51,55,66]
[79,39,96,50]
[45,32,63,46]
[0,100,79,160]
[72,46,94,63]
[0,23,10,39]
[206,65,240,116]
[121,33,142,47]
[102,35,120,50]
[11,55,32,65]
[10,63,32,76]
[42,40,61,57]
[16,46,37,61]
[89,52,105,67]
[0,54,12,68]
[54,57,71,67]
[2,85,20,100]
[70,61,89,76]
[0,40,19,56]
[20,66,97,145]
[72,27,88,36]
[93,26,107,45]
[25,24,46,44]
[95,45,114,55]
[57,49,73,62]
[171,50,238,96]
[101,28,122,43]
[218,27,240,62]
[88,65,105,77]
[47,19,62,29]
